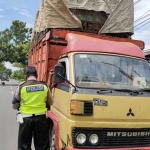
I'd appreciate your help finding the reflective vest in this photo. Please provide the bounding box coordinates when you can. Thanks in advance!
[20,84,48,114]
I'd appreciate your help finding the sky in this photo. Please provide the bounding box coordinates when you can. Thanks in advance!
[133,0,150,50]
[0,0,150,71]
[0,0,41,71]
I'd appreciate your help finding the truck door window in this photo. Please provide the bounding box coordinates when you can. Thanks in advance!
[58,61,67,81]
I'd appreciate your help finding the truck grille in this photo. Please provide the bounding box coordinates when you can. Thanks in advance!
[84,102,93,115]
[72,128,150,148]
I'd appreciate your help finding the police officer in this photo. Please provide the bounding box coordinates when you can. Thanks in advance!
[12,66,54,150]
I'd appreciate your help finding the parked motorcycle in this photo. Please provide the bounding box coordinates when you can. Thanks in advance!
[1,78,5,86]
[1,81,5,85]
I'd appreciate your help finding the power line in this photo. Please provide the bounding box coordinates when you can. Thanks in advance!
[134,17,150,28]
[134,20,150,31]
[134,14,150,23]
[134,0,142,5]
[134,10,150,22]
[133,0,150,31]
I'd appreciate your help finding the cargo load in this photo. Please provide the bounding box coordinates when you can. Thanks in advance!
[32,0,134,38]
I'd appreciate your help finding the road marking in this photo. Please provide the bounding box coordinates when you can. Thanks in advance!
[9,83,13,94]
[9,82,14,95]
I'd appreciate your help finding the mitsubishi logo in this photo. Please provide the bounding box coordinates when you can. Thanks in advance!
[127,108,134,116]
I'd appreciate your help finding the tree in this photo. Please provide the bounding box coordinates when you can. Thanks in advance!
[0,63,6,78]
[0,29,14,62]
[0,62,6,72]
[13,62,24,68]
[0,20,32,64]
[11,69,25,81]
[11,62,26,81]
[3,68,12,76]
[0,63,12,78]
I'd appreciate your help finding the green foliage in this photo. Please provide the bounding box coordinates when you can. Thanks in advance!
[0,63,12,78]
[11,69,25,82]
[10,20,32,45]
[4,68,12,76]
[0,62,6,72]
[0,20,32,64]
[0,63,6,78]
[13,62,24,68]
[11,63,26,81]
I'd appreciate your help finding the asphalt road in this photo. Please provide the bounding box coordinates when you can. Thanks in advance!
[0,79,48,150]
[0,79,19,150]
[0,79,35,150]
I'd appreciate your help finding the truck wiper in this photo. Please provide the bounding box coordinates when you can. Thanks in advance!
[97,88,142,95]
[81,76,99,82]
[141,88,150,92]
[101,62,133,80]
[97,88,113,94]
[114,89,142,95]
[118,69,132,80]
[86,60,133,81]
[132,69,150,85]
[114,89,131,92]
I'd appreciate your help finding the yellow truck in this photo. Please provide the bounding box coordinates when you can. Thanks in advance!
[28,32,150,150]
[28,0,150,149]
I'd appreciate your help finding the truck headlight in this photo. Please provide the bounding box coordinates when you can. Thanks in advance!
[76,133,86,145]
[89,134,99,145]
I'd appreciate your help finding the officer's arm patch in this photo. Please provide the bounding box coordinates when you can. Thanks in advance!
[26,85,44,92]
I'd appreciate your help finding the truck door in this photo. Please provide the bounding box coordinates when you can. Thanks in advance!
[51,58,70,141]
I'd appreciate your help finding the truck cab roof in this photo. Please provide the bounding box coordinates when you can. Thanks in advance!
[62,33,145,59]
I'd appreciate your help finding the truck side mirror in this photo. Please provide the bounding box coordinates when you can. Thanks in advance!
[53,64,64,84]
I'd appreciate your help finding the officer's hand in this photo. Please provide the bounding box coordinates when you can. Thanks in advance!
[49,70,54,75]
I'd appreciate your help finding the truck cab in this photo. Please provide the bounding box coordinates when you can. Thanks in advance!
[43,33,150,150]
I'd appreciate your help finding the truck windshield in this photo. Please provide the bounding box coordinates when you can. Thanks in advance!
[74,54,150,90]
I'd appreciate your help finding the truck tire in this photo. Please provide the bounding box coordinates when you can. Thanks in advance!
[50,126,57,150]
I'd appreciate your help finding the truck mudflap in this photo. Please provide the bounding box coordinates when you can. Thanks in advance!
[66,147,150,150]
[47,111,59,150]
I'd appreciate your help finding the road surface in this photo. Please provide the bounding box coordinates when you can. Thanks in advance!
[0,79,36,150]
[0,79,19,149]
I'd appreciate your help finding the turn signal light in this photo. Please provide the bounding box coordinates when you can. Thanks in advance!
[70,100,84,115]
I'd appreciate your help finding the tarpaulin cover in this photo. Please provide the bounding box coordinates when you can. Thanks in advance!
[33,0,134,35]
[99,0,134,34]
[64,0,120,14]
[32,0,82,33]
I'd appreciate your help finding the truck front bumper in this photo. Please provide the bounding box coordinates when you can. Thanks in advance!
[67,147,150,150]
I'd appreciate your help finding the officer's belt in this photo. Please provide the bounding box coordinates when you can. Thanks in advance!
[22,112,45,118]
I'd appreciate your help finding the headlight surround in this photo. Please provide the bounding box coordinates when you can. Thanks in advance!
[89,134,99,145]
[76,133,86,145]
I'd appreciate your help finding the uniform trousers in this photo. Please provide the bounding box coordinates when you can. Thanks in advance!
[18,114,50,150]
